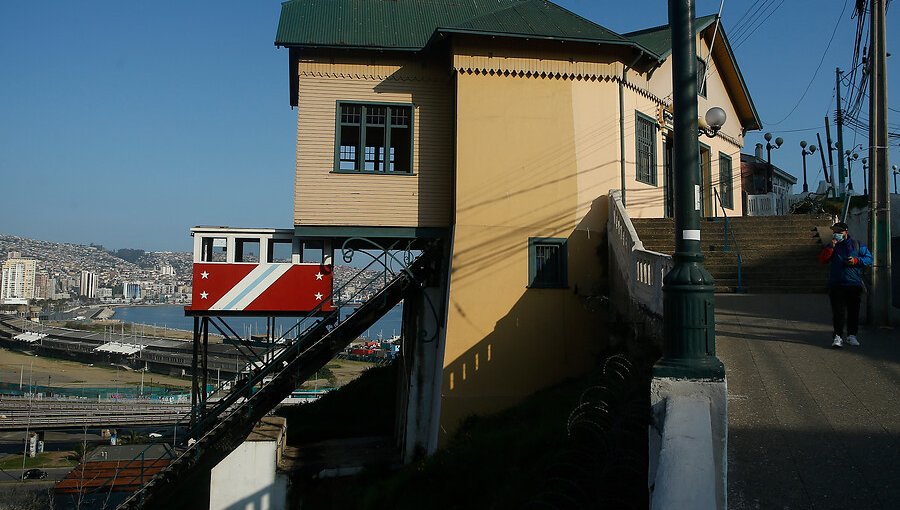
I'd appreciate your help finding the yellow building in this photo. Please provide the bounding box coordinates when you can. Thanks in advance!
[275,0,760,454]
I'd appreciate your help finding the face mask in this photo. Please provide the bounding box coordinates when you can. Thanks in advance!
[833,233,845,242]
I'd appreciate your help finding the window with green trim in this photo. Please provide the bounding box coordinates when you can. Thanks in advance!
[635,113,657,185]
[719,152,733,209]
[697,57,708,97]
[528,238,567,288]
[336,102,413,173]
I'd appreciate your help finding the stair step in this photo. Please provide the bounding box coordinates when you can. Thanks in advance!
[630,214,835,294]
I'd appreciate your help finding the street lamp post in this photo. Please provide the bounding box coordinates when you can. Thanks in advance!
[892,165,899,193]
[656,0,724,380]
[765,132,784,193]
[845,150,859,192]
[652,4,728,507]
[800,140,817,193]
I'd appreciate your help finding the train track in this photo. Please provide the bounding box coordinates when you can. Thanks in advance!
[0,399,192,430]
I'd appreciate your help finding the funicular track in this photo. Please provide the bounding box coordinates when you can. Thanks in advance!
[117,243,442,509]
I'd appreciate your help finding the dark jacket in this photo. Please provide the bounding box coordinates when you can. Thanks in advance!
[818,235,873,287]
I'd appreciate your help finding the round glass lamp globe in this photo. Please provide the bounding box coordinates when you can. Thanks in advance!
[705,107,727,130]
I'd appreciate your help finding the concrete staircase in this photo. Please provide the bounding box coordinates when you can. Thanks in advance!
[631,214,834,293]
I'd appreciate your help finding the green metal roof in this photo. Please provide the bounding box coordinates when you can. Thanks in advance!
[625,14,762,131]
[624,14,719,57]
[275,0,649,52]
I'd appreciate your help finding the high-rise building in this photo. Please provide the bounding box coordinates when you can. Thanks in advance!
[160,264,175,277]
[80,271,98,298]
[34,272,50,300]
[1,258,37,304]
[123,282,142,300]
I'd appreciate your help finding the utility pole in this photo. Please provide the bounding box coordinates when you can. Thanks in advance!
[824,115,835,184]
[835,68,847,197]
[868,0,893,324]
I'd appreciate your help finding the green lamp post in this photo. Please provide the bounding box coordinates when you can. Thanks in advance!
[656,0,725,380]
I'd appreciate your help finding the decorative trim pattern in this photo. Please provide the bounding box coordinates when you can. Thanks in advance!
[298,61,446,81]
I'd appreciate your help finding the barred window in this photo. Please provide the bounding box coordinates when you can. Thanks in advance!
[336,102,413,173]
[528,238,567,288]
[719,153,733,209]
[635,113,657,185]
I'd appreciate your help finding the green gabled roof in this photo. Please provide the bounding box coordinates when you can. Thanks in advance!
[625,14,762,131]
[275,0,651,52]
[624,14,719,57]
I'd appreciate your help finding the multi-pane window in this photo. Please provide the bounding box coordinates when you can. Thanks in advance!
[697,57,708,97]
[336,102,413,173]
[719,153,733,209]
[528,238,567,288]
[635,113,657,185]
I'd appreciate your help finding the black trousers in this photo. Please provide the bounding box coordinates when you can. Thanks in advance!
[829,285,863,337]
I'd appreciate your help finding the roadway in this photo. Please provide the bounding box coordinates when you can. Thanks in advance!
[717,293,900,510]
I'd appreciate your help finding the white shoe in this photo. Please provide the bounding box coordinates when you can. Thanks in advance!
[845,335,860,346]
[832,335,843,348]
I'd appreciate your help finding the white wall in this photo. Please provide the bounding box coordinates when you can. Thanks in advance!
[209,441,289,510]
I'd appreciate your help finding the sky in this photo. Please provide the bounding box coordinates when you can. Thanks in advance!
[1,0,898,252]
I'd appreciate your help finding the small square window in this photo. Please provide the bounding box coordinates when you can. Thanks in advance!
[235,239,260,263]
[302,240,324,263]
[268,239,293,263]
[201,237,227,262]
[528,238,567,288]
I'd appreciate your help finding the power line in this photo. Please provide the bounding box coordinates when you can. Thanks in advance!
[762,0,850,126]
[734,0,787,49]
[730,0,777,43]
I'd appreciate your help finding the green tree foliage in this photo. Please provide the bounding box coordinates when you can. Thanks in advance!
[110,248,146,264]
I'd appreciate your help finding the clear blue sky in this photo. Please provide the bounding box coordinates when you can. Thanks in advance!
[1,1,897,252]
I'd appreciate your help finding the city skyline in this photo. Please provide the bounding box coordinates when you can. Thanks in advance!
[2,1,898,251]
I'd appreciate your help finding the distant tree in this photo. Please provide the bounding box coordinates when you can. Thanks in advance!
[111,248,145,264]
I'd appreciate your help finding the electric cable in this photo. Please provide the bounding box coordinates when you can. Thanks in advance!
[734,0,787,49]
[762,0,850,126]
[730,0,779,44]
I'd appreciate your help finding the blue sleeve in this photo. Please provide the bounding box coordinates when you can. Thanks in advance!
[858,245,874,266]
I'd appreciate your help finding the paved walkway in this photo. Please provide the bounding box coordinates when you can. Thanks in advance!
[716,294,900,510]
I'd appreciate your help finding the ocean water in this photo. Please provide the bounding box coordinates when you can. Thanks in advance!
[113,303,404,341]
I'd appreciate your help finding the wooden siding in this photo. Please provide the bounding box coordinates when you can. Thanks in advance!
[295,59,453,227]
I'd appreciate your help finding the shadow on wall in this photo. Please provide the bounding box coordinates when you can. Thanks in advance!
[439,197,613,439]
[218,480,286,510]
[372,64,455,228]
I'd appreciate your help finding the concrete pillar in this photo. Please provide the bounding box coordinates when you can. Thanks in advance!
[397,244,450,463]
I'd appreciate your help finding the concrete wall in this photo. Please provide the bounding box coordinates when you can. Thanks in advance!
[209,440,289,510]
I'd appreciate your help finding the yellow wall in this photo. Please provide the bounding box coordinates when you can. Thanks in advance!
[442,70,612,439]
[294,57,453,227]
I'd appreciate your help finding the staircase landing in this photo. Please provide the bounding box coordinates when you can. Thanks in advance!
[631,214,833,293]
